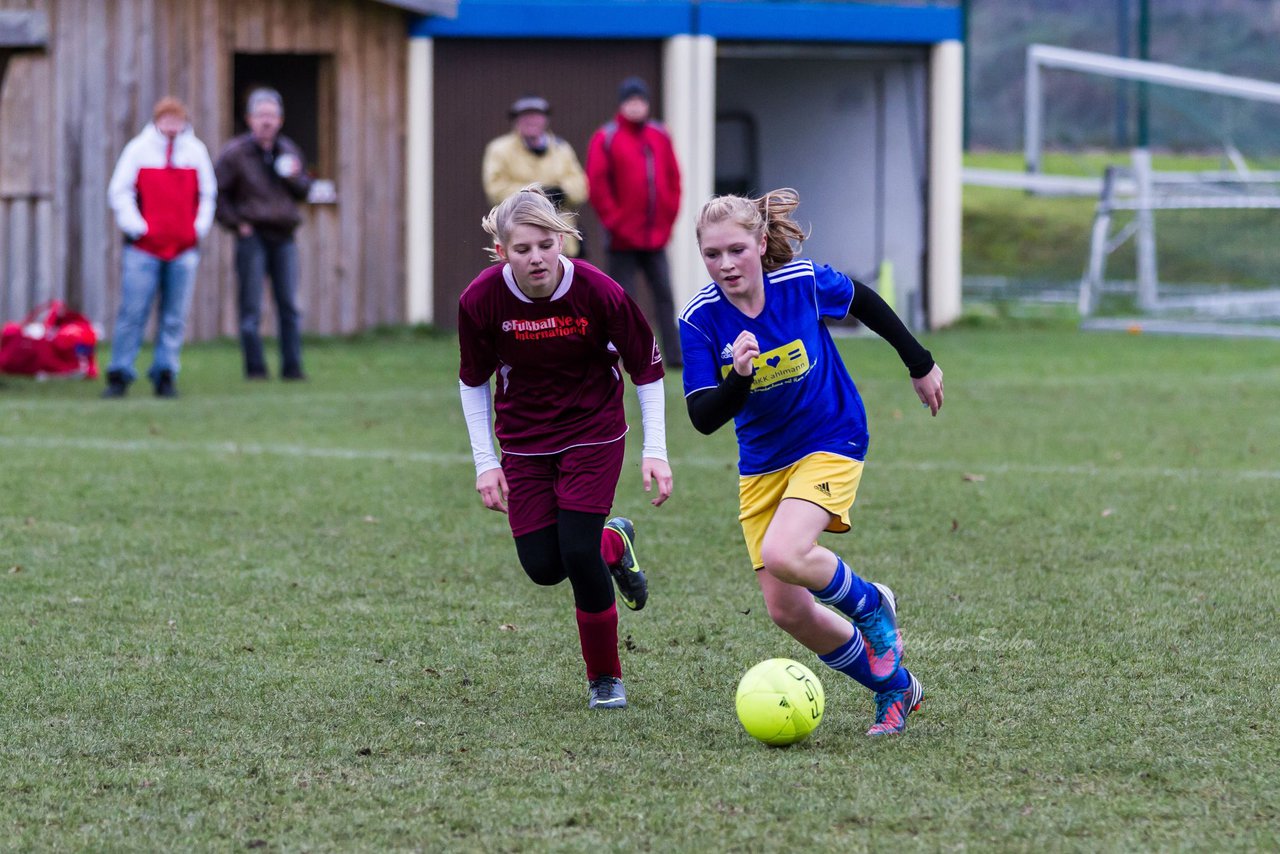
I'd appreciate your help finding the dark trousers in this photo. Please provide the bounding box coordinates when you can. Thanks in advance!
[608,248,682,367]
[235,233,304,378]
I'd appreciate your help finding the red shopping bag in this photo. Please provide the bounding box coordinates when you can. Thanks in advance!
[0,300,99,379]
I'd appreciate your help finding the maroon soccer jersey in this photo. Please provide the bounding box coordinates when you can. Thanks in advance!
[458,258,665,455]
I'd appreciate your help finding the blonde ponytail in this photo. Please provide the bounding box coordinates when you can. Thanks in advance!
[695,187,807,271]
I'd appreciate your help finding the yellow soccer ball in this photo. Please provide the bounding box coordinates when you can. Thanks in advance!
[735,658,825,746]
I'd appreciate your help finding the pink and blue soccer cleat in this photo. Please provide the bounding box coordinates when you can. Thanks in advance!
[867,671,923,736]
[853,582,904,681]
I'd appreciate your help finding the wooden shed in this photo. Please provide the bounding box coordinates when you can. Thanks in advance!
[0,0,453,341]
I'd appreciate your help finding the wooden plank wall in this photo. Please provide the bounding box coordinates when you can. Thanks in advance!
[0,0,54,322]
[0,0,407,341]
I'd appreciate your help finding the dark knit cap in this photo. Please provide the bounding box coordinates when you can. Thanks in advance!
[617,76,650,104]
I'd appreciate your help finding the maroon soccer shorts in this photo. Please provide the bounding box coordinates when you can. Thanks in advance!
[502,437,626,537]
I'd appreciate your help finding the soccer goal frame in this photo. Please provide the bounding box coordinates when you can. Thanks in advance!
[1024,44,1280,177]
[1020,44,1280,318]
[1078,150,1280,316]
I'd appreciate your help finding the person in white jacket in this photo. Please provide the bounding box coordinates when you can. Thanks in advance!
[103,96,216,398]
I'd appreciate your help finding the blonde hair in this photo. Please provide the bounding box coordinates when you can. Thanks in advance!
[481,184,581,261]
[695,187,807,272]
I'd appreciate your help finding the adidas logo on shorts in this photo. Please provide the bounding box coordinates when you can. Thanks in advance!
[815,481,832,497]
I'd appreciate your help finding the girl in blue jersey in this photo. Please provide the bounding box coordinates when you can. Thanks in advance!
[679,188,944,736]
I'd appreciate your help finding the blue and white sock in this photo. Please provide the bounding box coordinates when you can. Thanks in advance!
[819,632,909,693]
[810,557,880,621]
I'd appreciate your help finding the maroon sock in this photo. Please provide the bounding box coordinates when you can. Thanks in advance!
[600,527,624,566]
[576,603,621,680]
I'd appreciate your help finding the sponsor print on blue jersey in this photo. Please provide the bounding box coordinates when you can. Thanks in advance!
[719,337,810,390]
[678,259,869,475]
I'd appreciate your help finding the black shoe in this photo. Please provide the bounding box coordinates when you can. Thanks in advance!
[245,369,269,381]
[604,517,647,611]
[587,676,627,710]
[153,370,178,398]
[281,371,308,382]
[101,370,129,399]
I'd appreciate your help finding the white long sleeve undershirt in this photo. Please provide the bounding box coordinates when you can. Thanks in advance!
[634,377,668,462]
[458,380,501,477]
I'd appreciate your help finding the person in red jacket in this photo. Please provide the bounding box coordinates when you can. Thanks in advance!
[103,96,217,398]
[587,76,683,367]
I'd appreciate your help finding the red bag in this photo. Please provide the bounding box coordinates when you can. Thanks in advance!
[0,300,99,379]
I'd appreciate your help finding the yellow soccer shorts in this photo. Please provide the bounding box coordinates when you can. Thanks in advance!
[738,451,864,570]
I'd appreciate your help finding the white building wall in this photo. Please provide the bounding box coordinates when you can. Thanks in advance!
[716,50,928,322]
[928,39,964,329]
[663,35,717,314]
[406,36,434,325]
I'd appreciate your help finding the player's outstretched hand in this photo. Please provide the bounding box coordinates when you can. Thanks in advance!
[732,331,759,377]
[641,456,673,507]
[476,467,509,513]
[913,364,944,416]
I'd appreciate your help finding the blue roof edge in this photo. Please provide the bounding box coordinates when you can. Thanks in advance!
[410,1,962,44]
[700,2,960,44]
[411,0,694,39]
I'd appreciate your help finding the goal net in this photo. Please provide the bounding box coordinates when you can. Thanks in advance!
[1025,45,1280,331]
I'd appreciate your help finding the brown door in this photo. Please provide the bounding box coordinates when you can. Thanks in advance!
[432,38,662,329]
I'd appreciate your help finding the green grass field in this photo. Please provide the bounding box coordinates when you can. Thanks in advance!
[3,326,1277,851]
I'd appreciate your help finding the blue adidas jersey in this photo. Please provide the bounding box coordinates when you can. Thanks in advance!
[679,259,869,476]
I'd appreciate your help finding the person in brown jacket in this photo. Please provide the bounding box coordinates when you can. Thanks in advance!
[214,87,312,380]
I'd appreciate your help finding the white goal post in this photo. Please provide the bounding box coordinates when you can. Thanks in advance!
[1024,44,1280,176]
[1018,44,1280,321]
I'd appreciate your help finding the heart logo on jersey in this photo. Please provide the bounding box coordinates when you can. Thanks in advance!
[720,338,810,390]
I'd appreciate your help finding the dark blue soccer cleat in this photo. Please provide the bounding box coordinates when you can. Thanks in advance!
[588,676,627,710]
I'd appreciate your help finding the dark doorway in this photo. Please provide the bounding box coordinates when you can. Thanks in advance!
[715,111,760,197]
[232,53,335,178]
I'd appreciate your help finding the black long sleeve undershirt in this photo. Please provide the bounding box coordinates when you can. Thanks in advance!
[686,365,753,435]
[685,280,934,435]
[848,280,935,379]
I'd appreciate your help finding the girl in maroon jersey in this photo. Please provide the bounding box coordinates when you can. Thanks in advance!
[458,185,674,710]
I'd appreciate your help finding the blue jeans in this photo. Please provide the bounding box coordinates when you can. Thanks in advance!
[107,245,199,381]
[235,233,304,377]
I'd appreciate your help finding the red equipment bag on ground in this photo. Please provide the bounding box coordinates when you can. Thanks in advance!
[0,300,99,379]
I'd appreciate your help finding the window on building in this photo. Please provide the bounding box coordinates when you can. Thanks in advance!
[232,53,335,181]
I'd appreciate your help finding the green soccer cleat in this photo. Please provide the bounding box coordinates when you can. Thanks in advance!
[604,517,647,611]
